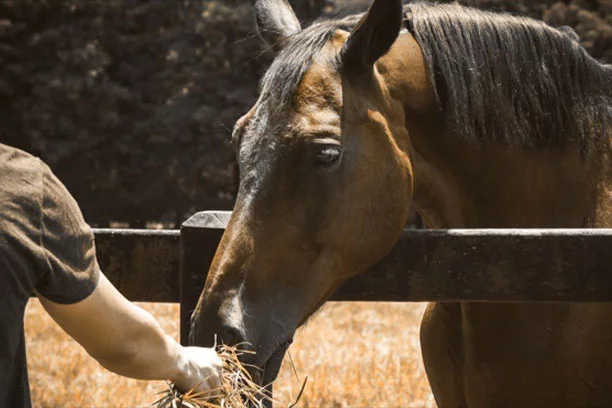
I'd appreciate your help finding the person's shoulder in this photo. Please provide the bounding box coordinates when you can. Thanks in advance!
[0,143,46,185]
[0,144,47,227]
[0,142,41,161]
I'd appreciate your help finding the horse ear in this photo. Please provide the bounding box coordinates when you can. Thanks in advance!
[253,0,301,52]
[341,0,404,69]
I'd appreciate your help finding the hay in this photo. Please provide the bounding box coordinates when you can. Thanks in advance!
[152,344,274,408]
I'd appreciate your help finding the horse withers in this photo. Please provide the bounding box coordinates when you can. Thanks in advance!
[190,0,612,406]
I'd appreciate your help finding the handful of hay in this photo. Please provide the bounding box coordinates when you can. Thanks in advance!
[152,344,274,408]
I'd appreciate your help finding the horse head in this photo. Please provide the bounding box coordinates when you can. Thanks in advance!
[189,0,431,386]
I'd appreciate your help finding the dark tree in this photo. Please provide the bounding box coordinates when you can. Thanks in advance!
[0,0,609,227]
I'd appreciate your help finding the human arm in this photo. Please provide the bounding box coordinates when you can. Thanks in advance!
[31,162,221,395]
[37,273,221,394]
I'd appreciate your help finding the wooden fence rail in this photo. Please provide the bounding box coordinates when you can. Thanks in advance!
[92,211,612,345]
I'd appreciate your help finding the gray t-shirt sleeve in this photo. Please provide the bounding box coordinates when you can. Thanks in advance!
[34,164,100,304]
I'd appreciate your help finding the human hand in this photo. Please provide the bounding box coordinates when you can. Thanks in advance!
[172,346,223,398]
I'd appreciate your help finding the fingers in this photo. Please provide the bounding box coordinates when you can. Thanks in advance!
[194,371,222,399]
[179,346,223,399]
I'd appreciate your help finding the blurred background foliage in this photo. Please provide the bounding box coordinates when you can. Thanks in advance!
[0,0,610,227]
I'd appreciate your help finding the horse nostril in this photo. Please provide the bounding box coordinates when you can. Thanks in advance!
[220,324,244,346]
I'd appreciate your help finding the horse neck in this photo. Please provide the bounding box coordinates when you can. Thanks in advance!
[379,31,612,228]
[404,113,611,228]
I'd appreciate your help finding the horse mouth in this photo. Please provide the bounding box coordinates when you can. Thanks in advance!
[251,340,292,388]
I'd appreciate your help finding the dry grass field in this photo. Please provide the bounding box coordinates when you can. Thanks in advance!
[25,300,434,408]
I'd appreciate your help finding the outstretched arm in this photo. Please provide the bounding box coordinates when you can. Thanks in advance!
[30,162,221,395]
[38,272,221,395]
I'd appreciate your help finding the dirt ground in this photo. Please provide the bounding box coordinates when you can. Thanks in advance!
[25,300,434,407]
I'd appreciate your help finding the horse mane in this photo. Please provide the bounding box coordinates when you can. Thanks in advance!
[407,2,612,153]
[260,2,612,153]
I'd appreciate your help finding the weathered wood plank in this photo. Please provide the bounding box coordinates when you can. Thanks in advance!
[334,229,612,302]
[94,229,180,302]
[179,214,229,344]
[91,213,612,304]
[179,212,612,303]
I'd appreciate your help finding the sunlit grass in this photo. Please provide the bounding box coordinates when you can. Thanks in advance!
[25,300,434,407]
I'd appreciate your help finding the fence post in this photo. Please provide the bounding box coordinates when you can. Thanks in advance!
[179,211,231,346]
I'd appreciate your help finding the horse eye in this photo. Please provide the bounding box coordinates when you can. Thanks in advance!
[314,146,342,167]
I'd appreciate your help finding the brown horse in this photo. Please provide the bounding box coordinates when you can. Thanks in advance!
[190,0,612,406]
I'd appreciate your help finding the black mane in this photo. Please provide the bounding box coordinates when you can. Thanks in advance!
[407,2,612,153]
[260,2,612,152]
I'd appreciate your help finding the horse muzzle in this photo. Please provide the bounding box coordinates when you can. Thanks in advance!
[249,338,293,387]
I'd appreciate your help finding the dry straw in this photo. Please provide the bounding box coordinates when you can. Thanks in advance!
[152,344,307,408]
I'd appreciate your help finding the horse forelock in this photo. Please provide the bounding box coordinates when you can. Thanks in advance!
[258,14,361,114]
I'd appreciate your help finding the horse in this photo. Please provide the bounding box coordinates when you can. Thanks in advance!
[190,0,612,406]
